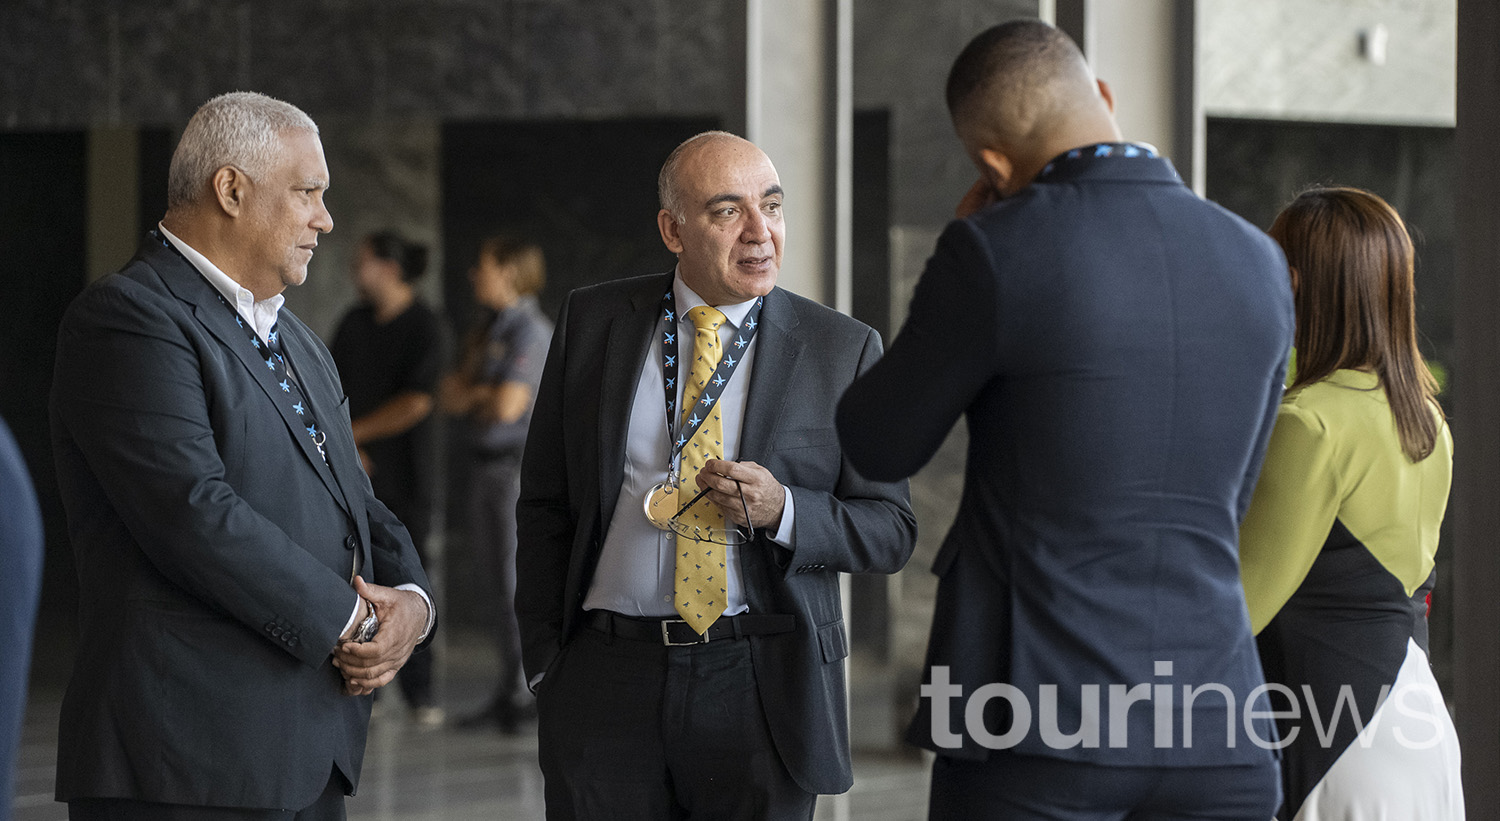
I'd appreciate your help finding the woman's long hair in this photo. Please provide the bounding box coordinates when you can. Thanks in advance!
[1269,186,1441,462]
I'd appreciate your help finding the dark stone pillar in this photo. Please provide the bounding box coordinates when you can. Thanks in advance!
[1453,0,1500,810]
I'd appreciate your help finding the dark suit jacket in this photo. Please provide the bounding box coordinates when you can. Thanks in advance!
[515,272,916,795]
[0,417,43,821]
[838,155,1293,767]
[50,234,432,808]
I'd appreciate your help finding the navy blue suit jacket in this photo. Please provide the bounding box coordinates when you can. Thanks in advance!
[0,417,43,821]
[50,235,432,808]
[838,155,1292,767]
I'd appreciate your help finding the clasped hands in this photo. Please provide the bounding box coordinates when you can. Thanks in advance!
[693,458,786,532]
[333,576,427,696]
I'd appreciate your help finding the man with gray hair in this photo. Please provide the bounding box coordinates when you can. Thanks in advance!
[50,91,435,820]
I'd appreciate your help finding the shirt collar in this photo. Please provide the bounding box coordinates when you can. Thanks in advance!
[1035,141,1161,182]
[158,222,284,343]
[672,267,760,329]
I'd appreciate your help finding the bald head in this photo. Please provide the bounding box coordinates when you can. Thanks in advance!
[658,130,760,222]
[946,20,1112,155]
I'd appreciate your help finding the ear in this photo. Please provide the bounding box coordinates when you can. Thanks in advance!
[1288,264,1300,297]
[1096,78,1116,114]
[212,166,250,217]
[657,209,684,254]
[975,147,1015,196]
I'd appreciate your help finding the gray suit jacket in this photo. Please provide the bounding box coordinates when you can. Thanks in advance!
[515,272,916,794]
[50,234,432,809]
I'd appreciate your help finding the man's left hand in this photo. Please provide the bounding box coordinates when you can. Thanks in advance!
[332,576,428,696]
[696,459,785,531]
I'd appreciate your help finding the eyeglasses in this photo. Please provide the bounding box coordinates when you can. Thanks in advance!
[666,480,754,545]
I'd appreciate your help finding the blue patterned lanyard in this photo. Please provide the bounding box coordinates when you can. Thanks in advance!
[658,287,764,472]
[1035,141,1160,181]
[155,232,328,462]
[214,295,330,464]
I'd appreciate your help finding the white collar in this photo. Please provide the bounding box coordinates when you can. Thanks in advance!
[672,269,761,329]
[158,222,284,343]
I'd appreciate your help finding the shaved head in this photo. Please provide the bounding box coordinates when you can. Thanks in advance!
[658,130,754,222]
[946,20,1104,153]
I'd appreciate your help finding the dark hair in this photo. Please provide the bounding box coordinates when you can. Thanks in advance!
[945,19,1084,142]
[1269,186,1441,462]
[479,235,546,297]
[365,230,430,282]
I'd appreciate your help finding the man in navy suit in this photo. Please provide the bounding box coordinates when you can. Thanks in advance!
[0,416,43,821]
[50,92,434,820]
[516,132,916,819]
[837,21,1292,819]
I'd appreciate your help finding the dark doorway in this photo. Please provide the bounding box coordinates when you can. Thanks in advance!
[0,132,88,688]
[437,116,717,626]
[1206,116,1456,695]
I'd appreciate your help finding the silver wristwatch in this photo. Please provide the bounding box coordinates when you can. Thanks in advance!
[352,600,380,643]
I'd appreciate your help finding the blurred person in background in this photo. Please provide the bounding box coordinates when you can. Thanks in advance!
[331,230,445,727]
[442,235,552,733]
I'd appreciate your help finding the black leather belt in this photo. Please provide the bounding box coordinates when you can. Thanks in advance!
[584,610,796,646]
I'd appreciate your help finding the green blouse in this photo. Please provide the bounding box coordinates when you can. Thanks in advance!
[1238,369,1453,634]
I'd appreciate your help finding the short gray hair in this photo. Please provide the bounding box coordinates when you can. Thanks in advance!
[657,130,742,223]
[167,91,319,210]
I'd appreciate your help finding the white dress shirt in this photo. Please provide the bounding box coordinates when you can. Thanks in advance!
[158,224,434,642]
[583,273,796,619]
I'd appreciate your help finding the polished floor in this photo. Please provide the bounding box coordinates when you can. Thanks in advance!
[11,631,931,820]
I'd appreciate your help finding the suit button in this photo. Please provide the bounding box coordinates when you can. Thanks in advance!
[264,622,277,633]
[344,534,357,551]
[271,627,282,638]
[288,636,299,648]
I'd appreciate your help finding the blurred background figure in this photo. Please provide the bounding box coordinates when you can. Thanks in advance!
[1240,186,1463,819]
[441,235,552,734]
[0,416,43,821]
[331,230,446,727]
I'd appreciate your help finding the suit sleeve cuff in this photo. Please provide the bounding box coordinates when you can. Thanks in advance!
[395,583,436,642]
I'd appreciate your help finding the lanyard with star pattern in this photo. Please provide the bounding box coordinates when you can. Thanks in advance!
[155,232,330,464]
[1034,141,1160,181]
[657,286,763,475]
[211,292,330,464]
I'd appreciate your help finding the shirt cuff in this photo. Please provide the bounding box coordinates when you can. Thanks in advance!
[396,583,437,642]
[341,594,363,638]
[768,484,795,547]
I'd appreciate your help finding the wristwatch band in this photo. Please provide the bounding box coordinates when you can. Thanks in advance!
[352,599,380,643]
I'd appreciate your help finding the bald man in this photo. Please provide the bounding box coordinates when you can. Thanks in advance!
[837,21,1292,819]
[515,131,915,819]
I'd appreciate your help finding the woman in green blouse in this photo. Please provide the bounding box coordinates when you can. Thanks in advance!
[1239,186,1462,819]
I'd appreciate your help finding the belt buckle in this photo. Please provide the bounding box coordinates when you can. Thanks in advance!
[660,619,709,646]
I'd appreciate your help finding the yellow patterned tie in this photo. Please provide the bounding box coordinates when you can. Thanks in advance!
[675,306,729,634]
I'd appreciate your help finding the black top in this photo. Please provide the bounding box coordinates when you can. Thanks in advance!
[330,300,443,509]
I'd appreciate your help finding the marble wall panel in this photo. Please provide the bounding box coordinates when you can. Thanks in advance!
[1201,0,1456,125]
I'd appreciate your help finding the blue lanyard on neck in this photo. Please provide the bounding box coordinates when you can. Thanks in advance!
[658,286,764,471]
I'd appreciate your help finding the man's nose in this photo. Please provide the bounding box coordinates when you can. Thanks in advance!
[313,200,334,234]
[741,208,769,242]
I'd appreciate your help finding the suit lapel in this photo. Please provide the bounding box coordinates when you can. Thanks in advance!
[150,240,351,512]
[597,273,673,529]
[739,287,803,463]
